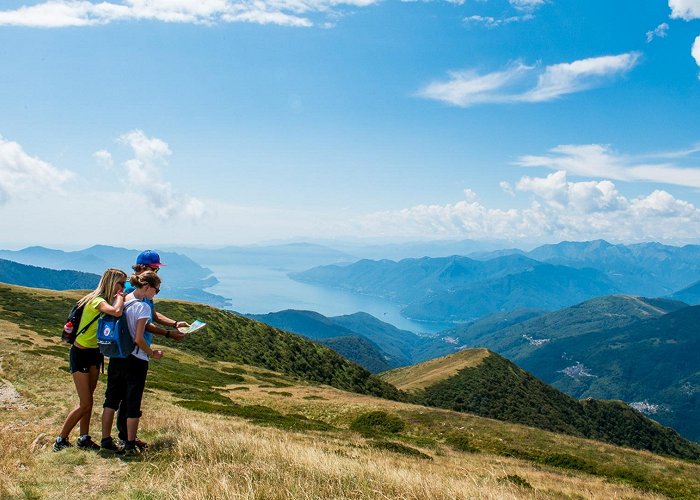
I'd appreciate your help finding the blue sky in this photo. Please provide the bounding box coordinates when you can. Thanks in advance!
[1,0,700,248]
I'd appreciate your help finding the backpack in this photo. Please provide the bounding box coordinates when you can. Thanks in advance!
[97,300,143,358]
[62,301,102,344]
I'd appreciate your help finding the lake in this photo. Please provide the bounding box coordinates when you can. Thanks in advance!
[204,263,452,334]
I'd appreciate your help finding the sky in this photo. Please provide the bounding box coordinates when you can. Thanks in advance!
[1,0,700,249]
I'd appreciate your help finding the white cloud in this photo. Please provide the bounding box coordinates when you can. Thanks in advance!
[524,53,641,102]
[118,130,206,221]
[516,143,700,189]
[0,0,377,28]
[464,14,533,28]
[693,35,700,78]
[646,22,669,43]
[0,136,73,205]
[93,149,113,169]
[509,0,546,11]
[669,0,700,20]
[360,172,700,243]
[417,53,640,107]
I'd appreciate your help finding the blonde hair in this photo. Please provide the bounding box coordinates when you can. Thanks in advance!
[129,270,161,290]
[77,268,127,308]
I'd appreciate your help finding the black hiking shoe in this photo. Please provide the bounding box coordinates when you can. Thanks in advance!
[134,438,148,452]
[100,437,124,454]
[52,436,71,452]
[77,435,100,451]
[123,443,142,458]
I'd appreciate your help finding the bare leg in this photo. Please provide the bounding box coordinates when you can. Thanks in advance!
[78,366,99,435]
[58,371,93,439]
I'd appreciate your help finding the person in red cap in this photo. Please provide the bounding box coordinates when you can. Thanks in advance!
[101,249,189,452]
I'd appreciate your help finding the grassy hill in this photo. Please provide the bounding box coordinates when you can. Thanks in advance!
[383,349,700,461]
[0,283,401,401]
[2,287,700,498]
[434,295,698,442]
[0,258,99,290]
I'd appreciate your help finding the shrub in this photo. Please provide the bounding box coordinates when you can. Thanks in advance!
[350,411,406,436]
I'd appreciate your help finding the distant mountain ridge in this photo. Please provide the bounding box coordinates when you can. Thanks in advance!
[0,258,99,290]
[383,349,700,459]
[293,254,620,322]
[247,309,429,372]
[472,239,700,298]
[0,245,228,307]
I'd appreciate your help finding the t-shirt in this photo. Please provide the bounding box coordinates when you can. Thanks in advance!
[75,297,106,349]
[124,282,154,321]
[124,299,153,361]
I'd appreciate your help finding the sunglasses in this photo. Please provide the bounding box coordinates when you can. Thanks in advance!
[147,266,160,273]
[153,286,160,295]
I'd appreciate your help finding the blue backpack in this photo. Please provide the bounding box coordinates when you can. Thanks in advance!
[97,300,143,358]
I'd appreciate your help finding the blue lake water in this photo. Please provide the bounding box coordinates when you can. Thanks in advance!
[204,263,451,334]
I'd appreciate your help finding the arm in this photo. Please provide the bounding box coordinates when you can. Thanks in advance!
[154,310,189,330]
[97,293,125,317]
[145,321,187,342]
[134,317,163,359]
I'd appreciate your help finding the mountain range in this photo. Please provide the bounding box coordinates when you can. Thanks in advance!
[471,239,700,298]
[292,254,620,322]
[247,310,429,372]
[0,258,99,291]
[0,245,228,307]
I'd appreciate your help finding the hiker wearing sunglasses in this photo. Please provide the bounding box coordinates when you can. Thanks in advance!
[101,270,163,455]
[111,250,189,451]
[53,268,128,452]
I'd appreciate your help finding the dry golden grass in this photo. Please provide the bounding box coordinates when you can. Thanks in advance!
[381,348,490,391]
[0,318,687,500]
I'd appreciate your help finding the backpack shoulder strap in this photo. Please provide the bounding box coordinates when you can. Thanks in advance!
[75,298,105,338]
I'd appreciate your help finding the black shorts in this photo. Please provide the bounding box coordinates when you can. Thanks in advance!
[69,345,103,374]
[103,355,149,419]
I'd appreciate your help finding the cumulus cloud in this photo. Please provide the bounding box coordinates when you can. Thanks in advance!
[417,53,640,107]
[0,136,73,205]
[360,172,700,243]
[669,0,700,20]
[516,143,700,189]
[118,130,205,221]
[0,0,375,28]
[646,22,669,43]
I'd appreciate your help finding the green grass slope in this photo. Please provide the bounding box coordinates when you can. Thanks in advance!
[3,298,700,498]
[0,283,402,401]
[383,349,700,460]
